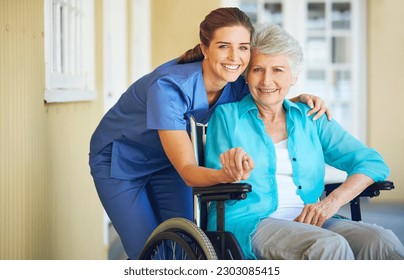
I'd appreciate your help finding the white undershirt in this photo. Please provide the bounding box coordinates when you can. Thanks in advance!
[269,139,304,220]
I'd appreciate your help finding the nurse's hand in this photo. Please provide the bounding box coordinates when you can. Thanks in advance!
[290,94,332,121]
[220,147,254,182]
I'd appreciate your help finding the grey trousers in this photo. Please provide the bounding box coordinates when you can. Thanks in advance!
[251,217,404,260]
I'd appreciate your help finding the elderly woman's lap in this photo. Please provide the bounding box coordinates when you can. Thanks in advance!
[323,218,404,259]
[251,217,404,260]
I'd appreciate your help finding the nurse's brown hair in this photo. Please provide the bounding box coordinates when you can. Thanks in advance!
[177,7,254,64]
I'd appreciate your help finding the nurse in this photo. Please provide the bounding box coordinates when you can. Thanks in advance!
[89,7,330,259]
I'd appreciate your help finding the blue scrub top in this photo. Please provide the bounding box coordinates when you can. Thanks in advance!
[89,59,249,180]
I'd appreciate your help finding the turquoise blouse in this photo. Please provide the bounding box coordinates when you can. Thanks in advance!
[205,94,390,259]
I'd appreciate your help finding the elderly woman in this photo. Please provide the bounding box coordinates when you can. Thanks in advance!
[205,24,404,260]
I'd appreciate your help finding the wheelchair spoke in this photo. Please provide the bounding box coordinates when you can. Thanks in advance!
[142,233,196,260]
[138,218,218,260]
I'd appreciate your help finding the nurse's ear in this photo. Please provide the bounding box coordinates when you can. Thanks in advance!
[200,43,208,60]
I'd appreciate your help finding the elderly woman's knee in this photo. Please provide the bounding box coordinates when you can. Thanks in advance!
[304,232,354,260]
[353,225,404,259]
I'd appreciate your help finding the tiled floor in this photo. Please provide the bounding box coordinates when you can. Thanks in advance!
[109,201,404,259]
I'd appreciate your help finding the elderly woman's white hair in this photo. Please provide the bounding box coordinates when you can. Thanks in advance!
[250,23,304,79]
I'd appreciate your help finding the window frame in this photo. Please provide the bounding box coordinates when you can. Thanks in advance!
[44,0,96,103]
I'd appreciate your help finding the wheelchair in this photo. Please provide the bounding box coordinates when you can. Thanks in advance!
[138,117,395,260]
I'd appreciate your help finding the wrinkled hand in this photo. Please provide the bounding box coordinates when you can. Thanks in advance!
[294,199,341,227]
[299,94,332,121]
[220,147,254,182]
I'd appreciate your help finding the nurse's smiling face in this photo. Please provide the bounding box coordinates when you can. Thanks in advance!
[201,25,251,89]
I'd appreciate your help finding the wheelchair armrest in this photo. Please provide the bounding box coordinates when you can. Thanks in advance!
[193,183,252,234]
[193,183,252,203]
[325,180,394,221]
[325,180,395,198]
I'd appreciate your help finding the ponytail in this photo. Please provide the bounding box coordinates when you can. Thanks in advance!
[177,44,204,64]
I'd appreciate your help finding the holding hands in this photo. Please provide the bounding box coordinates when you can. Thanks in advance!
[220,147,255,182]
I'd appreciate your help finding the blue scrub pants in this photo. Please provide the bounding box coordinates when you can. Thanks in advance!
[89,145,193,259]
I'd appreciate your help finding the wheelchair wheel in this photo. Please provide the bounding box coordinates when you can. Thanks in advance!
[138,218,217,260]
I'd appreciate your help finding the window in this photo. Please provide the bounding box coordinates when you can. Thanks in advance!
[305,1,358,135]
[239,0,283,26]
[44,0,95,103]
[224,0,367,141]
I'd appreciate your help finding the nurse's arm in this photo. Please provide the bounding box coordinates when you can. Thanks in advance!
[158,130,238,187]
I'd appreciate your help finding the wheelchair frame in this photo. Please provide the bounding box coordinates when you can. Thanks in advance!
[138,117,394,260]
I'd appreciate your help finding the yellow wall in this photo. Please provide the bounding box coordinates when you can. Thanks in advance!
[0,0,106,259]
[151,0,220,67]
[0,0,50,259]
[44,0,106,259]
[368,0,404,202]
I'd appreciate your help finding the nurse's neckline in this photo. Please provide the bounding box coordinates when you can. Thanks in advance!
[207,87,224,107]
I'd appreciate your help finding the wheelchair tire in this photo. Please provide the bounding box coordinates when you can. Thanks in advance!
[138,217,218,260]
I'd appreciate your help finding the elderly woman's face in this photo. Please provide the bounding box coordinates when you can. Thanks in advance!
[247,51,294,109]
